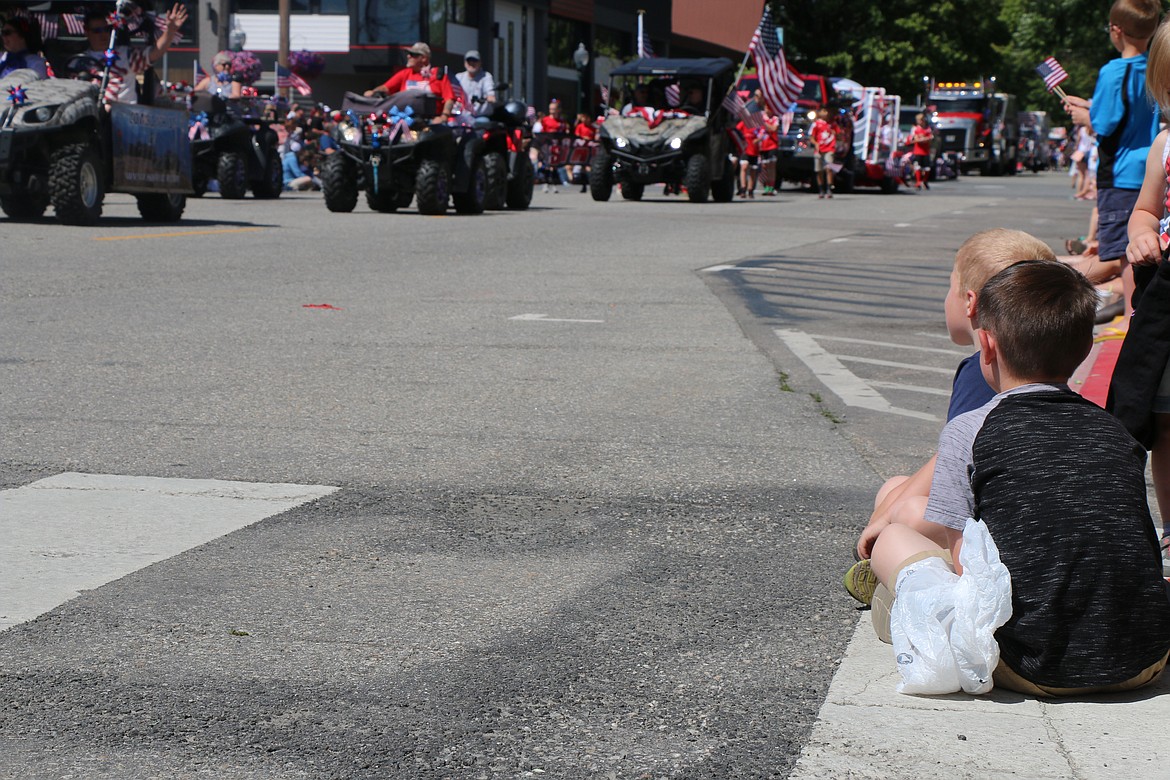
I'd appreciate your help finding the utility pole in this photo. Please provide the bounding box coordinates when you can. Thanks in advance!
[278,0,290,99]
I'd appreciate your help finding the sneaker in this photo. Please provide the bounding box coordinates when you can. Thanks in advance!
[542,184,549,193]
[844,559,879,605]
[923,180,930,190]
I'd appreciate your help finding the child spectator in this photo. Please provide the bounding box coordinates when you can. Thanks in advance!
[851,260,1170,696]
[759,106,780,196]
[854,229,1058,566]
[1064,0,1163,331]
[1117,16,1170,569]
[736,118,760,199]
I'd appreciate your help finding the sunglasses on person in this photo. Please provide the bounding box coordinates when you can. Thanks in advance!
[407,51,425,57]
[466,57,480,63]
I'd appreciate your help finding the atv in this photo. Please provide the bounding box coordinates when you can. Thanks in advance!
[321,90,533,215]
[189,93,282,199]
[591,57,737,204]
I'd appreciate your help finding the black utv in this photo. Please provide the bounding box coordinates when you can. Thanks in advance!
[591,57,737,203]
[321,91,533,215]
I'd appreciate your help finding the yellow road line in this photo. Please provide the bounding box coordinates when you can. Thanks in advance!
[93,227,265,241]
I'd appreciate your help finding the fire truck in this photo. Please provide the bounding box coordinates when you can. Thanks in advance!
[926,78,1019,176]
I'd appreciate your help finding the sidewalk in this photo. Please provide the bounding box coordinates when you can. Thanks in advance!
[790,333,1167,780]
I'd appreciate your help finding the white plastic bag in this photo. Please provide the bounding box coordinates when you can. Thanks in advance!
[889,519,1013,695]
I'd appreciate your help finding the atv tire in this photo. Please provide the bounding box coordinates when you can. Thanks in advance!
[321,154,359,213]
[49,142,103,226]
[415,158,450,215]
[1,184,48,220]
[252,142,283,199]
[483,151,508,210]
[589,149,613,201]
[453,156,487,214]
[621,182,644,201]
[710,158,736,202]
[684,153,711,203]
[217,151,249,199]
[365,186,399,213]
[136,193,186,222]
[505,153,534,210]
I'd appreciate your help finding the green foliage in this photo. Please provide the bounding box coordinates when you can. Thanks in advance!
[772,0,1162,111]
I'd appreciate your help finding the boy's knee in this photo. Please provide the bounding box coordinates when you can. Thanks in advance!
[874,475,909,508]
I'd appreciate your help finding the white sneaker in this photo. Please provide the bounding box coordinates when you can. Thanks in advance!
[542,184,549,193]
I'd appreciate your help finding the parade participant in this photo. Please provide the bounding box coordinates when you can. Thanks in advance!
[620,83,654,118]
[908,113,933,190]
[454,49,495,113]
[0,16,48,80]
[851,260,1170,697]
[79,4,188,104]
[193,51,242,97]
[759,105,780,196]
[363,42,454,123]
[736,117,760,198]
[811,107,836,199]
[680,82,705,114]
[1064,0,1162,330]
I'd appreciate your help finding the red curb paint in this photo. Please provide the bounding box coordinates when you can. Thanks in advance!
[1078,338,1123,408]
[302,304,342,310]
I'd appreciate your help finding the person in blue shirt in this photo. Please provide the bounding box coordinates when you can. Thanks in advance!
[1065,0,1163,329]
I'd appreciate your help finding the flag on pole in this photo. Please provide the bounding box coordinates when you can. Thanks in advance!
[194,58,207,84]
[450,78,468,111]
[639,32,655,58]
[1036,57,1069,92]
[721,91,763,129]
[277,64,312,96]
[748,5,803,113]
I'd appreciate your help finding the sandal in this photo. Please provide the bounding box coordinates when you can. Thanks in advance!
[1065,238,1087,255]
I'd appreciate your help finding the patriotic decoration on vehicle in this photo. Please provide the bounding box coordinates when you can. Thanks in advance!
[7,85,28,106]
[1035,57,1069,96]
[748,6,803,113]
[276,64,312,96]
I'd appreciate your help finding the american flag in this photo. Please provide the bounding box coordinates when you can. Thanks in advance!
[748,6,803,113]
[30,12,58,40]
[665,83,680,107]
[722,91,763,129]
[639,32,654,58]
[1036,57,1069,92]
[62,13,86,36]
[194,58,207,84]
[277,64,312,96]
[599,83,610,105]
[450,78,468,111]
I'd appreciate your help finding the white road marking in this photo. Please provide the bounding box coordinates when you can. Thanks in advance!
[807,334,967,356]
[0,473,338,631]
[509,313,605,323]
[868,380,952,396]
[829,238,850,243]
[702,264,739,272]
[836,355,956,375]
[775,329,940,421]
[894,223,912,227]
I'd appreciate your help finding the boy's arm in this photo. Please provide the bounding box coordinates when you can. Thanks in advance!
[1127,129,1169,266]
[857,454,936,560]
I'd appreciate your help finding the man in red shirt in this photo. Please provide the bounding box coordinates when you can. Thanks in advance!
[811,107,837,199]
[364,42,454,123]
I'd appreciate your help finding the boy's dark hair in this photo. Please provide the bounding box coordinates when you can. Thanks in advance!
[1111,0,1162,40]
[977,260,1097,381]
[84,9,112,27]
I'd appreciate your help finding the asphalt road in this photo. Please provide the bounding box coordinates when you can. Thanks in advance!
[0,171,1091,779]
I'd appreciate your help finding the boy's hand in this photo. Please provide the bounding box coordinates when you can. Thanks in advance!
[1063,95,1091,127]
[856,516,890,560]
[1127,230,1167,266]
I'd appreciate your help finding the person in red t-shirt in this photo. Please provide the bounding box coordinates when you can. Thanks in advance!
[364,42,455,123]
[759,106,781,196]
[573,113,596,192]
[810,107,837,199]
[736,119,761,198]
[908,113,934,190]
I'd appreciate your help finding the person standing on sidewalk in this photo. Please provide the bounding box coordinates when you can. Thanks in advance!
[1064,0,1162,332]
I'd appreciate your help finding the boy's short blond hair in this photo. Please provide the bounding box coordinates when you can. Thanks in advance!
[953,228,1058,298]
[1111,0,1162,40]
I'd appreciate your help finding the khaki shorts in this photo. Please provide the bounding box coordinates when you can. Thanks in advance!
[814,151,834,172]
[871,551,1170,697]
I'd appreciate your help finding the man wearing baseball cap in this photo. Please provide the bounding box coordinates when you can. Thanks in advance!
[364,41,454,123]
[455,49,496,115]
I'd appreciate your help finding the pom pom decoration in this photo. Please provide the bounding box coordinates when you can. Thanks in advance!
[104,48,120,68]
[388,105,414,127]
[288,50,326,81]
[7,85,28,105]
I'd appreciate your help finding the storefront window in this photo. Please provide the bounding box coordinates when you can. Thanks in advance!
[547,16,587,69]
[358,0,420,44]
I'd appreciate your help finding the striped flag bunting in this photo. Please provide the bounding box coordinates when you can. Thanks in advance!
[748,5,803,113]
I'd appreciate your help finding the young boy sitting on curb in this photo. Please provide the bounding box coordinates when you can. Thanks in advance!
[850,260,1170,696]
[855,229,1058,566]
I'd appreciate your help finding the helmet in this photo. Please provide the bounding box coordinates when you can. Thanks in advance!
[504,100,527,123]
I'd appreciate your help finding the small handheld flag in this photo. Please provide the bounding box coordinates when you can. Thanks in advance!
[276,64,312,96]
[1036,57,1069,99]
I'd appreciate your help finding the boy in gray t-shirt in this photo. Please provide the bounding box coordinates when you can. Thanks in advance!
[854,260,1170,695]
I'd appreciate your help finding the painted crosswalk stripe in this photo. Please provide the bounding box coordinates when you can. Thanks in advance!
[806,334,967,357]
[0,472,338,631]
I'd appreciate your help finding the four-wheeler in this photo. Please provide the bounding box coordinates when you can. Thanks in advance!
[321,90,533,215]
[189,93,283,199]
[591,57,737,203]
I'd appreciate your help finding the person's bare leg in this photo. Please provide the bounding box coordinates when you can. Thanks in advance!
[870,523,946,590]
